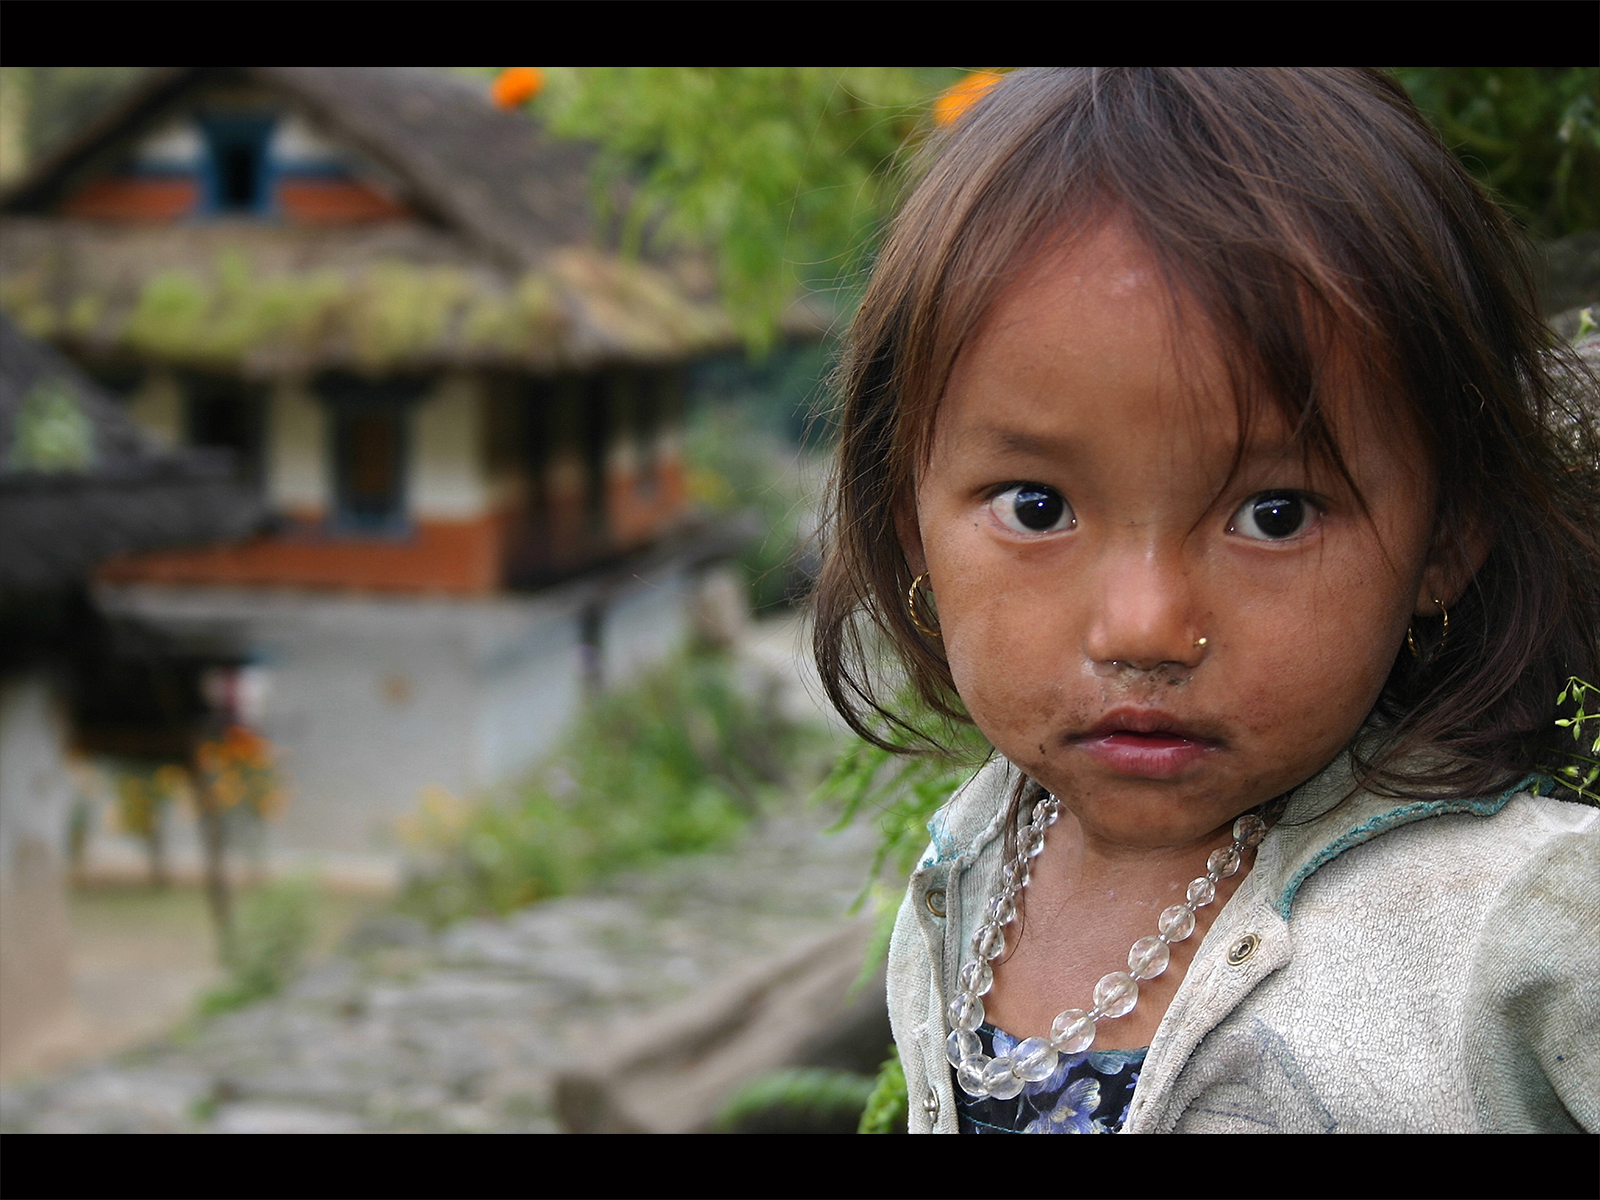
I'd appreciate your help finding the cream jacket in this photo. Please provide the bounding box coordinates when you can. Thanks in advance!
[887,749,1600,1133]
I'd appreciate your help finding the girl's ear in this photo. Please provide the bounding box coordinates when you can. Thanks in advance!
[1415,512,1492,615]
[895,497,928,578]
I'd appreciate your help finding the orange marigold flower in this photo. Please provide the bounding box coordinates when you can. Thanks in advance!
[231,725,271,761]
[934,71,1005,128]
[493,67,544,110]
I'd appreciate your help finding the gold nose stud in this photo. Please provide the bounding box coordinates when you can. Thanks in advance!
[1194,637,1208,650]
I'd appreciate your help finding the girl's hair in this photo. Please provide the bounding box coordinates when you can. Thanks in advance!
[812,67,1600,802]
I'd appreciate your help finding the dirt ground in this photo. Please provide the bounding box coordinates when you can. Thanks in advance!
[3,884,380,1084]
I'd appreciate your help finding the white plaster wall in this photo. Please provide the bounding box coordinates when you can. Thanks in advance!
[90,589,589,856]
[409,374,489,520]
[260,613,477,853]
[601,565,695,687]
[473,611,586,785]
[90,565,703,859]
[270,112,346,168]
[266,378,328,514]
[125,369,183,448]
[133,118,203,168]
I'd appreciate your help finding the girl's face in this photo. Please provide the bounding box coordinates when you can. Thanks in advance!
[905,222,1460,851]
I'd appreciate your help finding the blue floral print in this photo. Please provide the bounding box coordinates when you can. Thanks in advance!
[1024,1076,1102,1134]
[954,1024,1147,1134]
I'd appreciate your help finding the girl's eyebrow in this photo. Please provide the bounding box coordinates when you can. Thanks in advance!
[970,424,1304,465]
[971,426,1082,459]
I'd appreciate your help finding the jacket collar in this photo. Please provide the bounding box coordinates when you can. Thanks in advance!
[1262,745,1543,918]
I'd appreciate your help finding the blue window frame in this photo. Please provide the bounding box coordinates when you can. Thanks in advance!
[317,374,429,535]
[198,113,276,216]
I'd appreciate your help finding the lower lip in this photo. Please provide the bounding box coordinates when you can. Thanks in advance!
[1075,732,1216,778]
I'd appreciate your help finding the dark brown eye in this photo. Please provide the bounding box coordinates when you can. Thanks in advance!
[991,485,1075,534]
[1231,493,1315,541]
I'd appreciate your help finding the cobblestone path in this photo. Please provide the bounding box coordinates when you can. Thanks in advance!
[0,810,879,1133]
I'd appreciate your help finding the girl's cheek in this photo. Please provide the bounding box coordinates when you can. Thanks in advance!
[944,604,1069,744]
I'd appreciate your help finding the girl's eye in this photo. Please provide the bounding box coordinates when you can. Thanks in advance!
[1229,492,1318,541]
[990,484,1075,535]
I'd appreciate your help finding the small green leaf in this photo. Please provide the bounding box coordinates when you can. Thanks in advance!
[7,377,95,472]
[857,1046,909,1135]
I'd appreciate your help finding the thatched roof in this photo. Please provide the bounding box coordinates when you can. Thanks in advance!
[2,67,595,271]
[0,313,263,591]
[0,217,736,376]
[262,67,596,271]
[0,68,808,373]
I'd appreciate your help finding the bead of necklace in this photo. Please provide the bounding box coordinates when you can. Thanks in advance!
[945,795,1270,1101]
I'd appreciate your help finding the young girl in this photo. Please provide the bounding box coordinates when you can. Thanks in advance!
[812,68,1600,1134]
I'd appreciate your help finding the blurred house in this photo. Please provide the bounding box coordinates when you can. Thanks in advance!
[0,313,260,1074]
[0,68,758,871]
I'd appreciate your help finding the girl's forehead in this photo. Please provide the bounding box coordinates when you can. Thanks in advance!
[937,223,1424,488]
[957,225,1205,391]
[949,226,1229,428]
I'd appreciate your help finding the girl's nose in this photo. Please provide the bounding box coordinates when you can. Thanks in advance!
[1082,551,1205,674]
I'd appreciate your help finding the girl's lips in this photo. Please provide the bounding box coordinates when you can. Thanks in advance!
[1073,724,1219,778]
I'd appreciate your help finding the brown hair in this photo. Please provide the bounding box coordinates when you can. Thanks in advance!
[812,67,1600,802]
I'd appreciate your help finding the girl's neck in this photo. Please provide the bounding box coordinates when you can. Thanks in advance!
[983,806,1255,1050]
[1051,805,1241,895]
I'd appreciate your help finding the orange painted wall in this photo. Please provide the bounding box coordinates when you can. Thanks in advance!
[58,177,406,224]
[607,452,690,551]
[277,179,410,223]
[98,515,505,594]
[63,178,198,220]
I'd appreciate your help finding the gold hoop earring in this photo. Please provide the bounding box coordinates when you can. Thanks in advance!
[907,572,941,638]
[1406,597,1448,661]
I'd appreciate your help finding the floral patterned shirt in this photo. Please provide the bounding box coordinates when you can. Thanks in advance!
[954,1024,1147,1134]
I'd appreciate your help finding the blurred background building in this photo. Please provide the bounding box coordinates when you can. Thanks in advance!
[1,67,765,877]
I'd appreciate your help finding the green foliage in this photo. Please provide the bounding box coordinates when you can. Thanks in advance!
[113,251,566,371]
[400,650,831,924]
[711,1067,876,1134]
[7,377,94,472]
[1553,677,1600,803]
[822,688,991,892]
[816,686,992,993]
[196,875,318,1016]
[1391,68,1600,238]
[538,67,965,352]
[522,68,1599,353]
[686,397,823,612]
[857,1044,909,1134]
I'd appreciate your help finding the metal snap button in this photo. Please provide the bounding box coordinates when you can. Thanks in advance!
[1227,933,1260,965]
[923,1086,940,1120]
[924,888,946,917]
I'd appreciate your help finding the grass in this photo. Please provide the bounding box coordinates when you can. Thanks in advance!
[397,647,835,925]
[195,875,320,1016]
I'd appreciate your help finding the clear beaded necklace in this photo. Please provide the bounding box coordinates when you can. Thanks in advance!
[946,793,1270,1101]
